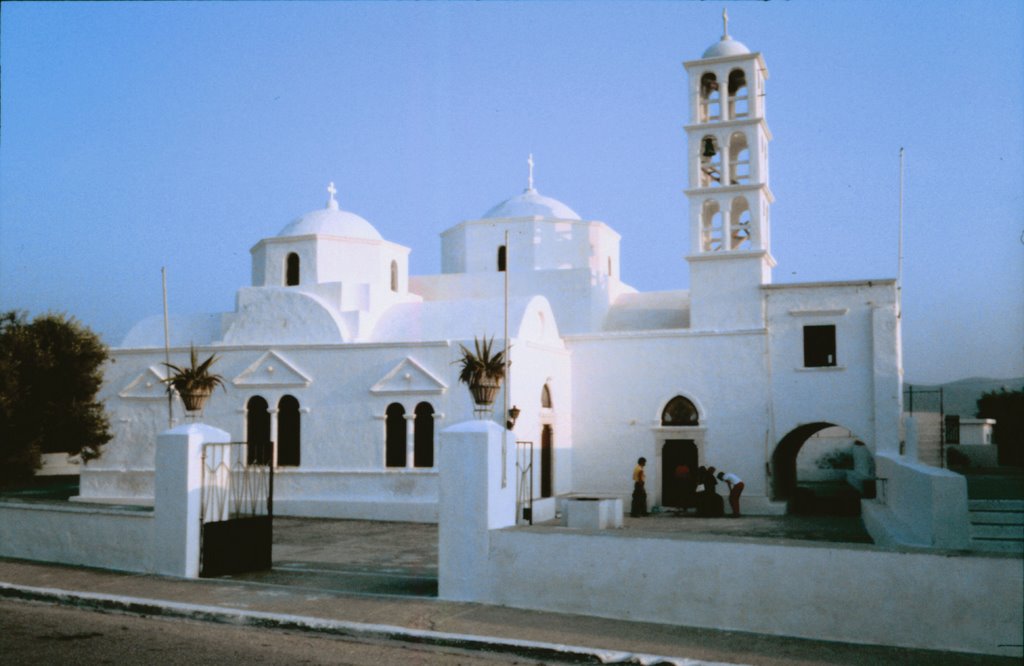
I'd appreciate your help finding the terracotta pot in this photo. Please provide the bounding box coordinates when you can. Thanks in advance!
[180,387,213,412]
[470,378,501,406]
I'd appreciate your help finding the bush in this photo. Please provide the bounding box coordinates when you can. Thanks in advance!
[816,449,854,470]
[0,311,112,485]
[977,387,1024,467]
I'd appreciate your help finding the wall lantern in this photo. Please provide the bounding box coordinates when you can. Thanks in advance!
[506,405,521,430]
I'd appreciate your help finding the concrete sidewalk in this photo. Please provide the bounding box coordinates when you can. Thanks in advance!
[1,557,1015,666]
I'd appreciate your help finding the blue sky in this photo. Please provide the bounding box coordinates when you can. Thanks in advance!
[1,1,1021,385]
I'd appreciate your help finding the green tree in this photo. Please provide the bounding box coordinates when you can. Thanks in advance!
[0,311,112,485]
[976,386,1024,467]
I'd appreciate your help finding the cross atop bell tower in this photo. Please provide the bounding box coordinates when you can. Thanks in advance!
[683,19,776,330]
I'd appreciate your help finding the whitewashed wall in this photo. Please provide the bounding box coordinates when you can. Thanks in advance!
[438,418,1022,658]
[565,329,774,511]
[485,529,1020,657]
[765,280,901,456]
[0,502,153,572]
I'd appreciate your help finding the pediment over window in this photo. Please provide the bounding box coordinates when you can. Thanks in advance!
[119,366,169,400]
[232,351,312,388]
[371,357,447,395]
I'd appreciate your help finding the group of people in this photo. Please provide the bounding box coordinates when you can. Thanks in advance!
[630,457,744,518]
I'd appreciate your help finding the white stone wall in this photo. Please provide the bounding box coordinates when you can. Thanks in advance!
[862,452,970,549]
[485,528,1020,657]
[765,280,901,455]
[438,417,1020,658]
[565,329,772,509]
[0,502,153,573]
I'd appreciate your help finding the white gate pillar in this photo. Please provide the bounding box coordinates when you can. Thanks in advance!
[153,422,230,578]
[438,420,516,601]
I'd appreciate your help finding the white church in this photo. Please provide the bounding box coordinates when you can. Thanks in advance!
[82,22,902,522]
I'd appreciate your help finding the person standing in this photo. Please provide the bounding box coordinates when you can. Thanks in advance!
[631,457,648,517]
[717,470,745,517]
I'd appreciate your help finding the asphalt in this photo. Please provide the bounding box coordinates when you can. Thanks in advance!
[1,514,1018,666]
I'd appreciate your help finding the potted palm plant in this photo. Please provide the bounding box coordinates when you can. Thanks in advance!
[454,336,508,410]
[163,345,226,413]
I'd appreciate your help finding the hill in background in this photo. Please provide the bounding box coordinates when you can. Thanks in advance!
[904,377,1024,416]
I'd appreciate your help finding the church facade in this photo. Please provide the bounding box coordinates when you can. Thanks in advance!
[81,24,902,522]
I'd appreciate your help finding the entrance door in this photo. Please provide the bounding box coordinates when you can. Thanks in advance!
[662,440,698,508]
[540,425,553,498]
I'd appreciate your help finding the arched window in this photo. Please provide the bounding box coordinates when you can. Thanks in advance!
[701,200,723,252]
[390,260,399,292]
[277,395,300,467]
[662,396,699,426]
[730,196,752,250]
[385,403,406,468]
[607,257,613,277]
[728,132,750,185]
[699,72,720,122]
[699,135,722,187]
[286,253,300,286]
[413,402,434,468]
[246,396,271,464]
[727,68,749,119]
[497,245,507,272]
[541,384,553,409]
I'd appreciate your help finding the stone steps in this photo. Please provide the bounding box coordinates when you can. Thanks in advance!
[969,500,1024,554]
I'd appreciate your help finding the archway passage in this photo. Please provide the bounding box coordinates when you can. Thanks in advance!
[773,422,864,515]
[662,440,698,509]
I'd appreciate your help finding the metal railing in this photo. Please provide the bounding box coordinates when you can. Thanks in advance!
[200,441,273,525]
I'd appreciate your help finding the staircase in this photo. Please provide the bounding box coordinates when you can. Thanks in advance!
[968,500,1024,553]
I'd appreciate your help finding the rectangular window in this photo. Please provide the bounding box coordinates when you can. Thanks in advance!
[803,325,837,367]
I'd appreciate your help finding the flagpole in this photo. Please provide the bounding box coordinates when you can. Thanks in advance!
[162,267,173,428]
[502,229,510,488]
[898,147,904,320]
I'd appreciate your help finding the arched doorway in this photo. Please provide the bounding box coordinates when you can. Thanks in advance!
[662,440,698,508]
[246,396,271,465]
[659,396,700,508]
[772,422,864,515]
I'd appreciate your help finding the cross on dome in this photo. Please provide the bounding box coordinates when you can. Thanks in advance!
[527,153,535,192]
[326,181,339,210]
[723,8,729,39]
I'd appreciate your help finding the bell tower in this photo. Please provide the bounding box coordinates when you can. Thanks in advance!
[684,12,775,330]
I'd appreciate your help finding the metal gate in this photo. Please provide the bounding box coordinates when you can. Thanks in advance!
[517,440,534,524]
[200,441,273,577]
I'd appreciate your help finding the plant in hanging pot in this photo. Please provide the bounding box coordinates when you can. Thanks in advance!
[163,345,226,413]
[454,336,508,409]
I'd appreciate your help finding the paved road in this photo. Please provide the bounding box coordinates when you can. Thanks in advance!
[0,598,552,666]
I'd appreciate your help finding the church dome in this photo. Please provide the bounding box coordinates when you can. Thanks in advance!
[278,184,382,240]
[482,188,581,221]
[702,36,750,59]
